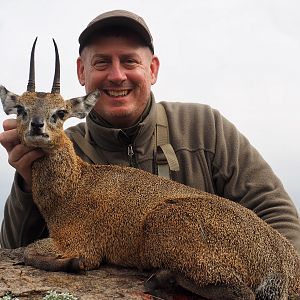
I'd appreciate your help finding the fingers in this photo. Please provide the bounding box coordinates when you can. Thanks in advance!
[1,118,19,152]
[8,144,44,169]
[1,118,45,191]
[0,127,20,152]
[9,144,40,164]
[2,118,17,131]
[8,145,44,190]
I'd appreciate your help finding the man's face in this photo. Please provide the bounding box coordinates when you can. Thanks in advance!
[77,34,159,128]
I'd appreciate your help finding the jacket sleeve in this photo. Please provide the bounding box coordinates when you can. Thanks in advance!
[0,173,47,249]
[211,110,300,253]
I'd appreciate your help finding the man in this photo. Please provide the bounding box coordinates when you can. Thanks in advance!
[1,10,300,253]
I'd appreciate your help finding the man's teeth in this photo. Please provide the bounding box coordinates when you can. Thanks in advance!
[106,90,130,97]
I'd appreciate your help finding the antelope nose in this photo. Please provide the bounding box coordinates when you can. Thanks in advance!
[31,118,44,129]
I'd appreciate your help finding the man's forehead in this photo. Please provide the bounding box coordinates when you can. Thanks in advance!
[82,35,152,58]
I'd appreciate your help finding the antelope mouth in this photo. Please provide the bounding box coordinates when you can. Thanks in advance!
[29,131,49,137]
[24,133,51,148]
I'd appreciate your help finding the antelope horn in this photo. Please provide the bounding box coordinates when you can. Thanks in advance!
[51,38,60,94]
[27,37,38,92]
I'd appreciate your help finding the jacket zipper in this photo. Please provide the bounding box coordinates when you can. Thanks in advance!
[127,144,137,167]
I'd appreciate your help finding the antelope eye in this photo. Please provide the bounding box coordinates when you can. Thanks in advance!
[57,110,67,120]
[15,105,26,117]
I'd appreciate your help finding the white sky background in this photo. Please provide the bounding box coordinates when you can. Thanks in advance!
[0,0,300,222]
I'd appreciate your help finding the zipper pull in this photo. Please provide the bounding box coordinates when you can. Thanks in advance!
[128,144,134,167]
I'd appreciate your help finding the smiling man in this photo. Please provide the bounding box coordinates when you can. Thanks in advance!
[1,10,300,259]
[77,25,159,128]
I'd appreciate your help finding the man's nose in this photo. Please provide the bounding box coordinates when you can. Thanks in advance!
[107,62,127,83]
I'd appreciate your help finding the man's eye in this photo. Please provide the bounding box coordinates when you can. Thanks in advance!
[93,60,108,70]
[95,60,106,65]
[125,59,137,66]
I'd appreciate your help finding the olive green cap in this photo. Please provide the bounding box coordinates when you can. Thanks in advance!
[79,10,154,54]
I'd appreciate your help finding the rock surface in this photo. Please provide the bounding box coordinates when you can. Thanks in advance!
[0,248,203,300]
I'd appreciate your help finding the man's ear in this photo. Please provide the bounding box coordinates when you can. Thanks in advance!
[150,56,160,85]
[0,85,19,115]
[65,89,100,119]
[77,57,85,86]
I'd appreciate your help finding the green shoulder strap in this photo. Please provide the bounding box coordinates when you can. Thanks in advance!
[69,122,106,164]
[155,103,180,178]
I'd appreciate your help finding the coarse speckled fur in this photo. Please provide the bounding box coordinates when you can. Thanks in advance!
[1,85,300,300]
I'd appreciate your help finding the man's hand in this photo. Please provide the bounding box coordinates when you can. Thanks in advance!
[0,119,45,193]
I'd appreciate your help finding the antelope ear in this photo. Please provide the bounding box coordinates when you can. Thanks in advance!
[65,89,100,119]
[0,85,19,115]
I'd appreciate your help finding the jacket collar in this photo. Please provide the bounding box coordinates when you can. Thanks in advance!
[86,92,157,155]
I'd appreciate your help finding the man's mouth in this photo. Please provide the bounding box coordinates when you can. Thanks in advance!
[103,89,131,97]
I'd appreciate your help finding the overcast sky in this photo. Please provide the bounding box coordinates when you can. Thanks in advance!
[0,0,300,221]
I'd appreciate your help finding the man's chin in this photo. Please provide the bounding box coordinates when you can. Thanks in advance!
[103,109,138,128]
